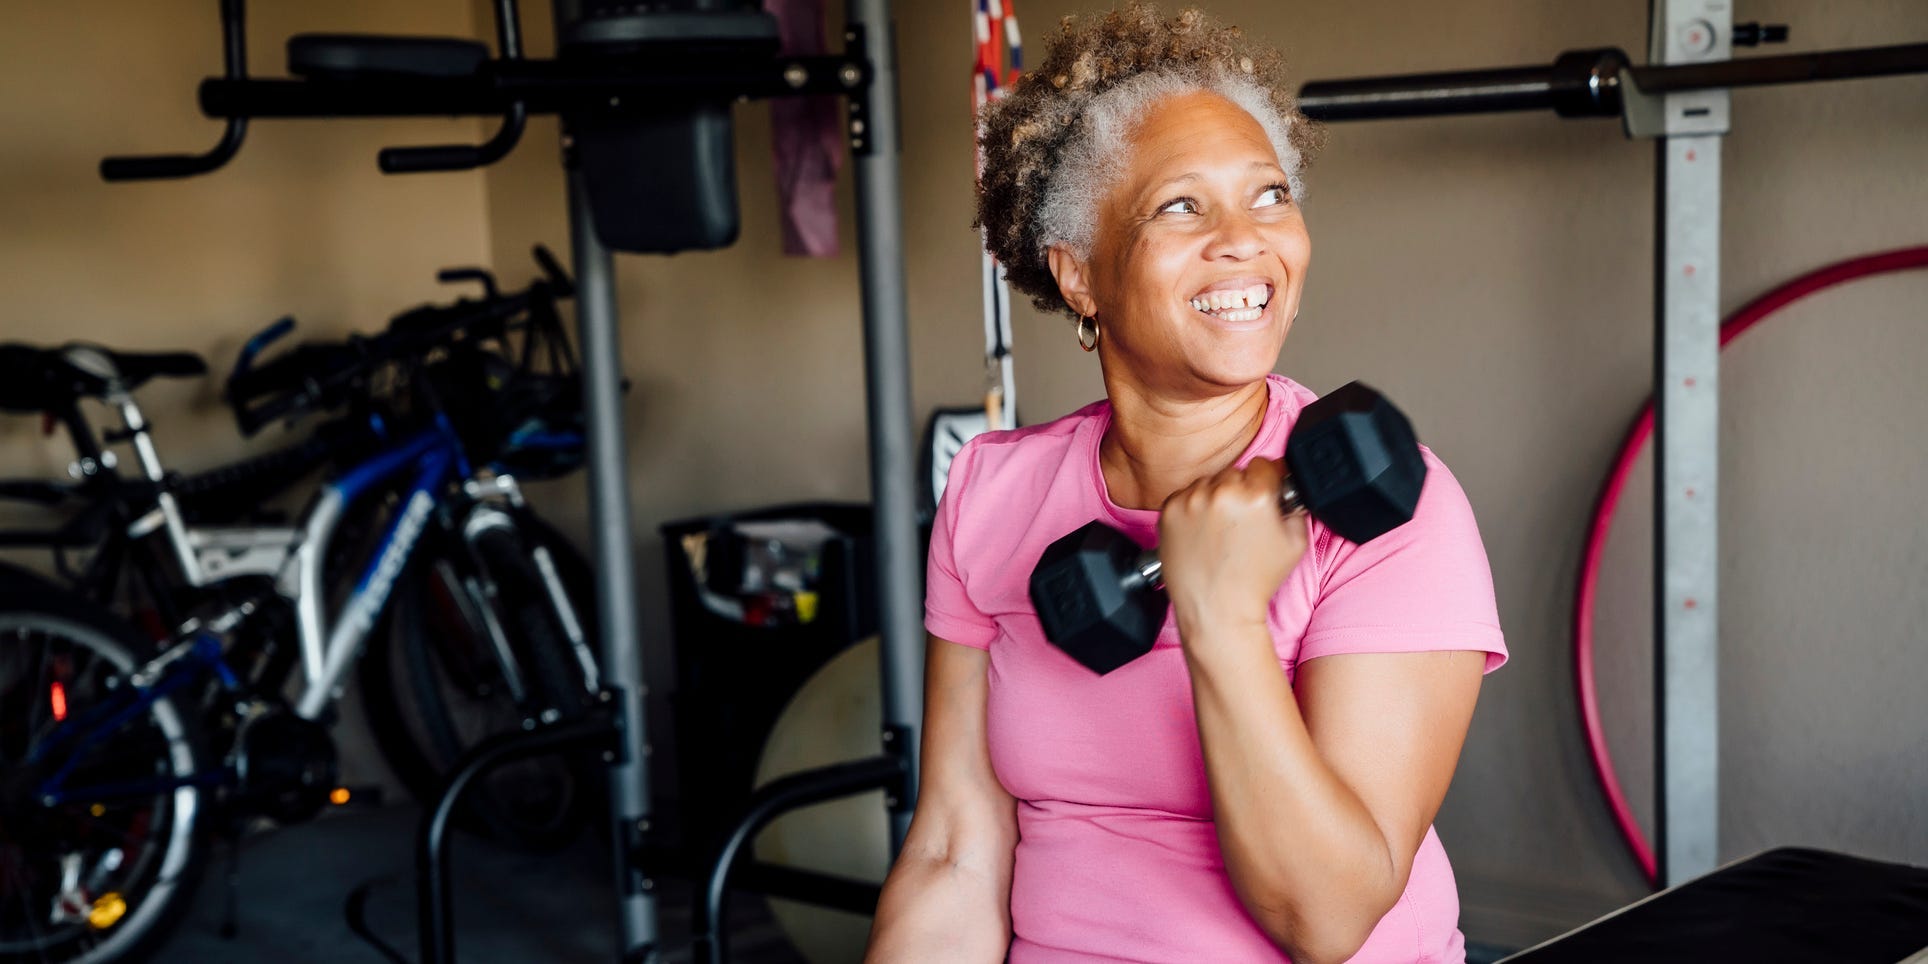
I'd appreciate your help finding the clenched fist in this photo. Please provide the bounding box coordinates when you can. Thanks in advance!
[1156,457,1309,650]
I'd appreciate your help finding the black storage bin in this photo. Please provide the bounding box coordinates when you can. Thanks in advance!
[661,502,877,849]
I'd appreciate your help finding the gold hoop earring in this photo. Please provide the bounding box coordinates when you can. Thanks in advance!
[1076,316,1100,352]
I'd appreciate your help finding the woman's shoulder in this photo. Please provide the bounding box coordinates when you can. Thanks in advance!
[942,399,1108,513]
[956,399,1105,472]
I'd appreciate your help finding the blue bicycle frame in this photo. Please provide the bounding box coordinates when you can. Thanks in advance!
[32,413,481,805]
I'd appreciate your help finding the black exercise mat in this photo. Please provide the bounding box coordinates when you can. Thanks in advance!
[1503,847,1928,963]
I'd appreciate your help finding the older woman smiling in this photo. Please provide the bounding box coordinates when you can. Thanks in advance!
[866,6,1507,963]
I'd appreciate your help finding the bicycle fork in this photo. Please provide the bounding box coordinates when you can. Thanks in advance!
[459,473,600,703]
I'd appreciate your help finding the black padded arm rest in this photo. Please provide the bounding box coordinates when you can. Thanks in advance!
[288,34,490,80]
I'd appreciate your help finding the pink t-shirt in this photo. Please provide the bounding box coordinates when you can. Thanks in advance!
[924,374,1508,963]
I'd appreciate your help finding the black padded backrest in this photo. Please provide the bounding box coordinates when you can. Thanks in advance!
[558,7,780,254]
[288,34,490,80]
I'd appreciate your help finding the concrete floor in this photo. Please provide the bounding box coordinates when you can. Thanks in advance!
[150,805,1517,963]
[155,806,804,964]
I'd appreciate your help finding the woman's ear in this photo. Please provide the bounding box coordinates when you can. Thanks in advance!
[1047,244,1099,318]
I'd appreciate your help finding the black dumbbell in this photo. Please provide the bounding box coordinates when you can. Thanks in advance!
[1027,381,1426,674]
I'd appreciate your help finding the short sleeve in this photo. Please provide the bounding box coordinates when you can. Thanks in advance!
[924,438,998,649]
[1299,450,1508,673]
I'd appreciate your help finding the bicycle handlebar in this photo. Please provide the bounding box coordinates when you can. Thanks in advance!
[223,251,573,435]
[232,316,297,380]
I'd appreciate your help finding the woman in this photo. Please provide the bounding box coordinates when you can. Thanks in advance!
[866,6,1506,962]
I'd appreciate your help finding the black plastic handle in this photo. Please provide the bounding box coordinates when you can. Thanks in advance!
[231,315,296,379]
[99,119,248,181]
[98,0,250,181]
[375,0,526,173]
[377,102,527,173]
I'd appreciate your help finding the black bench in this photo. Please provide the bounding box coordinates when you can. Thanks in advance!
[1503,848,1928,963]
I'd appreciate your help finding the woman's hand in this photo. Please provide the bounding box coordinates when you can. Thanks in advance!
[1157,457,1309,647]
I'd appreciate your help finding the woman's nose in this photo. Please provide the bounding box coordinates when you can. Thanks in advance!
[1204,210,1268,262]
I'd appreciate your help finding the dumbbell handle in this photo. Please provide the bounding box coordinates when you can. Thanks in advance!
[1127,475,1305,589]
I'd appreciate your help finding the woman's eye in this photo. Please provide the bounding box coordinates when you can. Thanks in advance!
[1254,185,1290,208]
[1159,197,1199,215]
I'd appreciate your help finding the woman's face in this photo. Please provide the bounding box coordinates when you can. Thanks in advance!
[1052,90,1311,399]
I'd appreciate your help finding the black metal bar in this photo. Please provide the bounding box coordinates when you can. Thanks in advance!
[1631,40,1928,92]
[100,0,248,180]
[1299,64,1562,120]
[491,0,522,58]
[1298,41,1928,123]
[417,717,618,964]
[691,754,906,964]
[198,55,870,119]
[201,77,502,117]
[735,861,884,917]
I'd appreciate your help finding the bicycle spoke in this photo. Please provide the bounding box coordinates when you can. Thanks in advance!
[4,856,55,961]
[11,627,55,763]
[0,603,205,961]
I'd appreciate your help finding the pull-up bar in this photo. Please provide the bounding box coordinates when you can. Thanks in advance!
[1299,41,1928,126]
[1296,9,1928,890]
[103,1,925,961]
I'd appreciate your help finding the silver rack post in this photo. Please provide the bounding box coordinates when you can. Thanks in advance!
[1648,0,1726,887]
[563,169,662,959]
[847,0,923,854]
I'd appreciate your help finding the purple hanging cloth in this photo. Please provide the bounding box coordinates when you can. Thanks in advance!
[766,0,845,257]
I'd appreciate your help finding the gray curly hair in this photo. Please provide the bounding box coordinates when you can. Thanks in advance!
[975,4,1325,316]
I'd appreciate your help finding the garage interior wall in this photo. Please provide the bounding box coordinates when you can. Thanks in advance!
[0,0,496,801]
[4,0,1924,950]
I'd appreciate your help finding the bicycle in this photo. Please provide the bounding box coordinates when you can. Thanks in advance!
[0,250,602,962]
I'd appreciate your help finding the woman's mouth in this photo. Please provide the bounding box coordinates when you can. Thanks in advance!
[1187,283,1272,324]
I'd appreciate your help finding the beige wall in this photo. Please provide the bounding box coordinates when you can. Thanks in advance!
[6,0,1925,951]
[0,0,493,794]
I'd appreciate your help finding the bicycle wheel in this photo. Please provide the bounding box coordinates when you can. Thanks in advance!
[358,512,598,851]
[0,585,211,964]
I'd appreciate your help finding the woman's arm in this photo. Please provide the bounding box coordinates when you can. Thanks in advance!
[1185,631,1483,963]
[1158,456,1486,963]
[864,636,1019,963]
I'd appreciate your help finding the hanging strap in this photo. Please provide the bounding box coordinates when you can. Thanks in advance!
[972,0,1021,429]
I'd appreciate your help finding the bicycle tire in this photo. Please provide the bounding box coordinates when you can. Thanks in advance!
[0,580,211,964]
[357,511,598,851]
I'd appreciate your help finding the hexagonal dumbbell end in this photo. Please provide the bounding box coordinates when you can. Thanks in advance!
[1284,381,1426,545]
[1027,520,1169,675]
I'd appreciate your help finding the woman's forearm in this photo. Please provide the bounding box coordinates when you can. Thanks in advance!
[1182,618,1401,963]
[864,852,1012,963]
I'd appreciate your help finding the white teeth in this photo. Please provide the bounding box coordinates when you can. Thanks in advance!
[1188,283,1273,317]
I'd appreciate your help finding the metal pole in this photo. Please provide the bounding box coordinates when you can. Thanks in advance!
[1295,43,1928,124]
[845,0,922,854]
[563,164,662,960]
[1650,0,1725,887]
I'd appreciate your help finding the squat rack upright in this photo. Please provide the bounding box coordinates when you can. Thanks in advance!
[104,1,926,961]
[1295,2,1928,888]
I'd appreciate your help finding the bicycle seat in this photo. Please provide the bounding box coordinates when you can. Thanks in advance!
[0,343,206,413]
[288,34,490,80]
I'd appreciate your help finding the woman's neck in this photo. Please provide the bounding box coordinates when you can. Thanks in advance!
[1098,375,1272,511]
